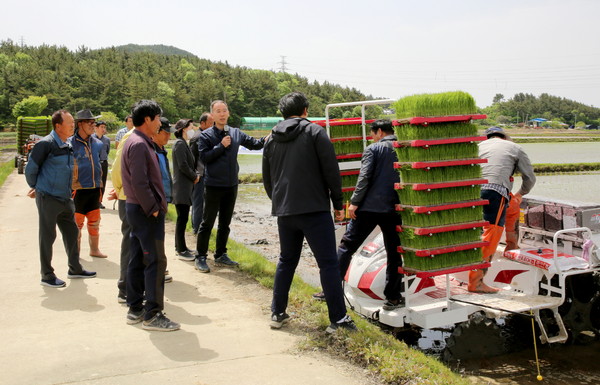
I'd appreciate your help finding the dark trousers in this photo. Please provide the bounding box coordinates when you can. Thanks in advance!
[191,178,205,233]
[100,160,108,198]
[35,192,84,280]
[481,189,508,227]
[272,212,347,323]
[338,211,403,301]
[175,204,191,252]
[126,203,166,320]
[196,185,237,257]
[117,199,131,297]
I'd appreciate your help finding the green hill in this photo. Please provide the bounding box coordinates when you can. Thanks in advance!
[112,44,196,57]
[0,40,373,127]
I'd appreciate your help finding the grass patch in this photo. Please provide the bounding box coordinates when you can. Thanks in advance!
[171,217,470,384]
[0,161,14,188]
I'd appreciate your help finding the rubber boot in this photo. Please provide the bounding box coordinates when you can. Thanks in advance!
[89,235,108,258]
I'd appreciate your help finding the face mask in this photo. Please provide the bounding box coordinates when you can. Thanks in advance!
[186,129,196,140]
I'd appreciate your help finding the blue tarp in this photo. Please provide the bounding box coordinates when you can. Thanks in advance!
[530,118,548,122]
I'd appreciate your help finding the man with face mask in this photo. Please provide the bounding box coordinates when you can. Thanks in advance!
[72,109,108,259]
[172,119,201,263]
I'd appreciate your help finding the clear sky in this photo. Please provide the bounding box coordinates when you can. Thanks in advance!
[2,0,599,108]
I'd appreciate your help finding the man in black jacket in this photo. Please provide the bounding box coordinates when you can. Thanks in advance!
[263,92,356,334]
[195,101,265,269]
[331,120,404,310]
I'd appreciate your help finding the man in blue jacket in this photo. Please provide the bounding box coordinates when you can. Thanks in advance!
[194,101,265,270]
[25,110,96,288]
[263,92,356,334]
[72,109,107,258]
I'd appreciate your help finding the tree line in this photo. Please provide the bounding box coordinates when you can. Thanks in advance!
[0,40,373,129]
[483,92,600,127]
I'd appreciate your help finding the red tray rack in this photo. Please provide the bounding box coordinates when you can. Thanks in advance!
[394,136,487,148]
[337,153,362,160]
[396,199,489,213]
[395,179,488,191]
[314,118,376,127]
[398,262,491,278]
[330,136,373,143]
[394,158,487,169]
[398,240,489,257]
[392,114,487,126]
[397,220,488,235]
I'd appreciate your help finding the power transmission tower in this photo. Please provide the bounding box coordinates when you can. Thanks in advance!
[19,36,25,47]
[278,56,288,73]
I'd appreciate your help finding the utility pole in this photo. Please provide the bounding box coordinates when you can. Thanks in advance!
[19,36,25,47]
[278,56,288,73]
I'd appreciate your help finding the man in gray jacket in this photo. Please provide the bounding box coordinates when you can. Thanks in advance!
[263,92,356,334]
[470,126,536,293]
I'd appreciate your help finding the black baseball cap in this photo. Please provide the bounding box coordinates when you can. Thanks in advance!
[159,117,175,133]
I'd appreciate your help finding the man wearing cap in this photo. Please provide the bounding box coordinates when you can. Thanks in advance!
[470,126,536,293]
[25,109,96,288]
[72,109,107,259]
[92,120,110,208]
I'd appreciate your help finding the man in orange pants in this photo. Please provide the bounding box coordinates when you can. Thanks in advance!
[470,127,535,293]
[72,109,107,258]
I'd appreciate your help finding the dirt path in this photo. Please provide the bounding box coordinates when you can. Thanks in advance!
[0,171,375,385]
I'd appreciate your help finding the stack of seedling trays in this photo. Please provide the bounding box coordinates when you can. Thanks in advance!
[393,91,490,273]
[315,118,374,224]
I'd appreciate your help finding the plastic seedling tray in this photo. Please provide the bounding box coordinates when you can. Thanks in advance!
[396,199,489,213]
[394,158,487,169]
[394,136,487,148]
[396,179,488,191]
[393,114,487,127]
[397,220,488,235]
[398,241,489,257]
[399,262,491,278]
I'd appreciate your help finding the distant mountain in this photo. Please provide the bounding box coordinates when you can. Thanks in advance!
[112,44,196,57]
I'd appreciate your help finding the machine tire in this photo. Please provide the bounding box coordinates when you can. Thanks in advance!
[443,312,509,361]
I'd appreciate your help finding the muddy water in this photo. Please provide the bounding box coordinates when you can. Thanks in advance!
[520,142,600,164]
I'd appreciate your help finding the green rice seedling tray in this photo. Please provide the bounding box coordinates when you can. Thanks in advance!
[399,261,490,278]
[399,227,483,250]
[395,158,486,169]
[397,184,483,207]
[337,153,363,161]
[394,136,487,148]
[398,220,488,235]
[393,122,478,141]
[331,139,365,155]
[398,240,488,257]
[396,199,489,213]
[396,164,482,184]
[393,91,478,119]
[401,248,484,271]
[396,178,487,191]
[341,170,359,189]
[393,115,487,127]
[398,206,484,227]
[395,142,479,162]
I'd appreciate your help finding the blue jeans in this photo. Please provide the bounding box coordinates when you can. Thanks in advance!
[126,203,166,320]
[272,212,346,323]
